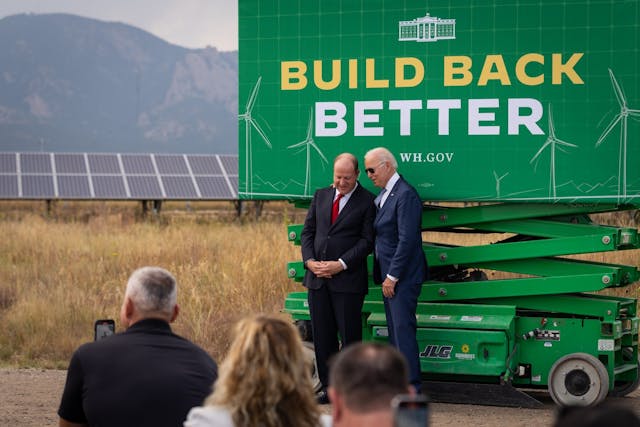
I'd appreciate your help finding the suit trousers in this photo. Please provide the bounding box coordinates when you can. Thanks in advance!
[308,285,365,390]
[383,280,422,392]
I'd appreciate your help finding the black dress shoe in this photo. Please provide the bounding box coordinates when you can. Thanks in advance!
[316,390,330,405]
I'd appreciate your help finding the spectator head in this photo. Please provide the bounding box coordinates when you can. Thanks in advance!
[553,403,640,427]
[328,342,413,425]
[206,314,321,427]
[120,266,179,328]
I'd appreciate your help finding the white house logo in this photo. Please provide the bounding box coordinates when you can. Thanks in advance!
[399,13,456,42]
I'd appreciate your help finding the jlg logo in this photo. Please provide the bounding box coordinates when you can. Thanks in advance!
[420,345,453,359]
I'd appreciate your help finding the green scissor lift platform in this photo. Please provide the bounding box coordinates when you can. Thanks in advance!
[238,0,640,408]
[284,203,640,407]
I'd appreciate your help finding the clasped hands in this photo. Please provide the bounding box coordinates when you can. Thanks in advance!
[307,260,344,278]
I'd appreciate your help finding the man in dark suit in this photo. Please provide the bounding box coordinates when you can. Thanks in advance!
[301,152,376,404]
[365,147,428,393]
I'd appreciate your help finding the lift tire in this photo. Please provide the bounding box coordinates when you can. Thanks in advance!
[548,353,609,407]
[609,348,640,397]
[302,341,322,393]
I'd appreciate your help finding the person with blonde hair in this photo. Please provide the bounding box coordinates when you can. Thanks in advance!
[184,314,331,427]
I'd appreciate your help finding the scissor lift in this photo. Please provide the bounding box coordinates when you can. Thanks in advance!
[284,202,640,407]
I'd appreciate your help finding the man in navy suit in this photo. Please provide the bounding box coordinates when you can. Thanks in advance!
[301,152,376,404]
[365,147,428,393]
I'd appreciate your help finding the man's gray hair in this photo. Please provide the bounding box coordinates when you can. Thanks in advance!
[125,266,177,317]
[365,147,398,169]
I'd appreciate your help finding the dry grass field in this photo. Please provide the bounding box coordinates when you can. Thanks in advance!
[0,200,638,370]
[0,200,307,368]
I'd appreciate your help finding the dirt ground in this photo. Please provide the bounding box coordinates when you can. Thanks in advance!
[2,368,639,427]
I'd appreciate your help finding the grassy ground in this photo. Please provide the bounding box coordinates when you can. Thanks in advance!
[0,200,637,368]
[0,200,306,367]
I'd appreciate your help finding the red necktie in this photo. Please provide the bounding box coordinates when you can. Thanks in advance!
[331,193,343,224]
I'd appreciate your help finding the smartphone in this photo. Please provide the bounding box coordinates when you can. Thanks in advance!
[94,319,115,341]
[391,394,429,427]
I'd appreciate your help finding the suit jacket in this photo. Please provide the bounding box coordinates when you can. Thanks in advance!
[373,176,428,285]
[301,183,376,293]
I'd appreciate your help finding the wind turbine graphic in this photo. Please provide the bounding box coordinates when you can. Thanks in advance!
[493,171,509,199]
[288,109,328,196]
[595,68,640,203]
[530,104,577,200]
[239,77,271,195]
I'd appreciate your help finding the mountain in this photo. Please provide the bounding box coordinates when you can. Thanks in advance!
[0,13,238,154]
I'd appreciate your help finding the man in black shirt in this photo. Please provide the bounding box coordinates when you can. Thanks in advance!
[58,266,218,427]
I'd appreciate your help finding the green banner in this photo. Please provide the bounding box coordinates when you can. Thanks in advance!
[239,0,640,205]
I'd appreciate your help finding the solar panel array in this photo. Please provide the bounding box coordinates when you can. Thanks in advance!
[0,153,238,200]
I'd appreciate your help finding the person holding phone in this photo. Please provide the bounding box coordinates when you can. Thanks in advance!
[58,266,218,427]
[328,342,424,427]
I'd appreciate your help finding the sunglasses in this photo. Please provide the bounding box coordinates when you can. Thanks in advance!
[365,162,385,174]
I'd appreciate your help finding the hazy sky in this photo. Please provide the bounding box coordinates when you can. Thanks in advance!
[0,0,238,51]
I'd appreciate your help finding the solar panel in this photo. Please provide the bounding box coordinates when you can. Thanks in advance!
[0,153,16,173]
[0,175,18,197]
[92,175,127,198]
[88,154,121,174]
[21,153,52,173]
[188,155,222,175]
[219,155,238,175]
[127,176,163,198]
[155,155,189,175]
[122,154,155,174]
[22,175,55,198]
[162,176,198,199]
[196,176,233,198]
[55,154,87,174]
[57,175,92,198]
[228,176,238,195]
[1,152,239,201]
